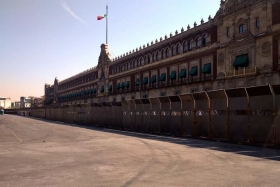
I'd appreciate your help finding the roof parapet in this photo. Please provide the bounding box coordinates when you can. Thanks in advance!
[111,16,214,62]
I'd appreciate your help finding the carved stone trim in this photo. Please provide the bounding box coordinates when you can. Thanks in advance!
[261,41,271,57]
[218,53,224,66]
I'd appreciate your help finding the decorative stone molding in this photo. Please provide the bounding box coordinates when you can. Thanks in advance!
[234,18,251,40]
[261,41,271,56]
[236,80,245,87]
[218,53,224,66]
[230,46,253,70]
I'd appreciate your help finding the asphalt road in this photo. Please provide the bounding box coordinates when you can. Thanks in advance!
[1,115,280,187]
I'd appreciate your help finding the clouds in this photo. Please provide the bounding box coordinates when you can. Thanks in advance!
[60,0,87,25]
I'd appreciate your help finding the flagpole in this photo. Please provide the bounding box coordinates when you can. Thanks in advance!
[106,5,108,44]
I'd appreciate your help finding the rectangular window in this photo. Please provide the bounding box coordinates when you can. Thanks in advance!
[256,18,259,28]
[227,28,230,37]
[191,88,198,93]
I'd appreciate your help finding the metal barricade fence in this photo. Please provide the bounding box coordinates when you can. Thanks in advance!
[169,96,182,136]
[179,94,195,137]
[207,90,228,140]
[225,88,249,143]
[272,85,280,147]
[149,98,161,134]
[121,100,130,130]
[247,85,274,144]
[141,99,151,133]
[106,102,113,128]
[112,102,123,129]
[192,92,210,138]
[158,96,171,135]
[134,99,143,132]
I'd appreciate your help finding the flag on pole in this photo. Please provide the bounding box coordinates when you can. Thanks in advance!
[97,14,107,20]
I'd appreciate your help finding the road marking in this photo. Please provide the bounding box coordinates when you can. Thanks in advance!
[10,130,23,147]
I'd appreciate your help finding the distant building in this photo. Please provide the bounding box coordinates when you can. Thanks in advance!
[44,0,280,105]
[0,98,11,109]
[32,97,44,108]
[13,101,21,109]
[20,97,32,108]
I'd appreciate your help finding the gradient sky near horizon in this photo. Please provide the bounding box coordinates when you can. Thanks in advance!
[0,0,220,102]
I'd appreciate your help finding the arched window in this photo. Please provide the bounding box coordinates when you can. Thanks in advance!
[162,49,165,59]
[140,57,144,66]
[147,55,150,63]
[172,46,176,56]
[183,41,188,52]
[196,36,202,47]
[156,51,160,61]
[152,53,155,62]
[189,39,194,49]
[137,59,140,66]
[202,34,208,45]
[133,60,136,68]
[239,24,246,34]
[176,44,180,54]
[121,65,124,71]
[165,48,169,58]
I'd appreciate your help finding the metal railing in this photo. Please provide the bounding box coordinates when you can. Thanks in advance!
[226,67,258,77]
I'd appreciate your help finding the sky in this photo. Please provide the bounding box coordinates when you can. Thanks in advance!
[0,0,220,102]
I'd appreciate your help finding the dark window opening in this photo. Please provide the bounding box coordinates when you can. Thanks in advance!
[196,36,202,47]
[189,39,194,49]
[227,28,230,37]
[239,24,246,34]
[202,34,208,45]
[183,41,188,52]
[172,46,176,56]
[256,18,259,28]
[165,48,169,58]
[176,44,180,54]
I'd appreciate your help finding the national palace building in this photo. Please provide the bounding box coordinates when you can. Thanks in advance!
[45,0,280,106]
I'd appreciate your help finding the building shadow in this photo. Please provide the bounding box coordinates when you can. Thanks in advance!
[20,115,280,162]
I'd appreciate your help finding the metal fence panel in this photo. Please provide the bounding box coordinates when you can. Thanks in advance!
[247,85,274,144]
[127,100,136,131]
[112,102,123,129]
[101,102,108,127]
[225,88,248,142]
[192,92,210,138]
[159,97,171,135]
[122,100,130,130]
[106,102,113,128]
[134,99,143,132]
[272,85,280,147]
[80,104,91,125]
[207,90,228,140]
[72,105,79,124]
[179,94,195,137]
[62,106,68,122]
[89,103,95,125]
[169,96,182,136]
[141,99,151,133]
[149,98,161,134]
[58,107,64,122]
[95,103,103,126]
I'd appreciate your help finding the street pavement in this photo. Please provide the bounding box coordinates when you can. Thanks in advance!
[1,114,280,187]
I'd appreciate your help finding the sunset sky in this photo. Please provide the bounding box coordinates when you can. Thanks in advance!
[0,0,220,101]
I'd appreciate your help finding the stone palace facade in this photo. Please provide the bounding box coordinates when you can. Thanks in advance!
[45,0,280,106]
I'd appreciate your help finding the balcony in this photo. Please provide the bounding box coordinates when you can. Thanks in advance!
[226,67,258,78]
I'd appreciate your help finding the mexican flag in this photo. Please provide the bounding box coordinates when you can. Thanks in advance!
[97,14,107,20]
